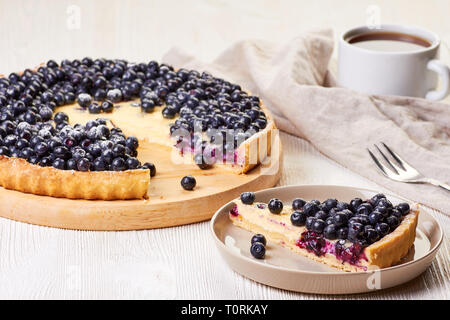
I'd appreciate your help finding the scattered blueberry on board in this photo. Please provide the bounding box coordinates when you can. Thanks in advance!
[181,175,196,190]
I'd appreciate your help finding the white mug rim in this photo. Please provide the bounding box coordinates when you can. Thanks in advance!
[340,24,440,55]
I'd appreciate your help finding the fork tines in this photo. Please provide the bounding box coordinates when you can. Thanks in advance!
[367,142,419,181]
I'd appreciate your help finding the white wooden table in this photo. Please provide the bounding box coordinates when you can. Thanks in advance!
[0,0,448,299]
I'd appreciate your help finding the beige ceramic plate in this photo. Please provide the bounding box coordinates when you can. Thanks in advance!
[210,185,443,294]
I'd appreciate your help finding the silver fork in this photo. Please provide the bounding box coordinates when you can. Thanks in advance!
[367,142,450,192]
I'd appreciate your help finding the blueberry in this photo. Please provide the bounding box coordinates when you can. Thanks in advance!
[349,216,363,225]
[290,211,307,226]
[324,224,337,240]
[39,107,53,121]
[15,138,29,149]
[305,216,316,230]
[112,144,126,157]
[323,198,338,211]
[65,92,76,104]
[181,175,196,190]
[328,208,338,217]
[375,222,390,237]
[77,158,91,171]
[111,157,127,171]
[88,102,102,114]
[53,146,70,159]
[141,162,156,177]
[93,157,107,171]
[24,111,37,124]
[375,205,389,217]
[303,202,320,216]
[365,228,380,243]
[250,242,266,259]
[377,198,392,209]
[29,156,39,165]
[396,203,410,216]
[336,201,349,211]
[162,106,176,119]
[52,158,66,170]
[193,153,210,170]
[291,198,306,210]
[156,86,169,98]
[386,216,399,229]
[126,157,140,169]
[357,214,370,226]
[368,211,383,225]
[20,147,34,160]
[268,198,283,214]
[314,210,328,220]
[341,209,354,219]
[356,203,373,215]
[371,193,386,205]
[54,112,69,124]
[141,99,155,113]
[101,100,114,113]
[251,234,266,246]
[337,227,348,239]
[63,136,76,148]
[240,192,255,205]
[0,146,10,156]
[350,198,363,212]
[390,209,403,219]
[348,222,364,242]
[72,147,86,160]
[125,136,139,150]
[77,93,92,108]
[107,89,122,102]
[333,212,348,227]
[66,158,77,170]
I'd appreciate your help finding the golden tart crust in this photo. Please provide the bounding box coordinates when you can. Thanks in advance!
[230,199,419,272]
[0,156,150,200]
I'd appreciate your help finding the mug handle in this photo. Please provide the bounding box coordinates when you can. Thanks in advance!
[426,59,450,101]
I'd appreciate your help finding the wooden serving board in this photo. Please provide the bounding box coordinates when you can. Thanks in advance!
[0,135,282,231]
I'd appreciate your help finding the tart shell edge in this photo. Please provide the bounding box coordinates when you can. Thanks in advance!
[0,155,150,200]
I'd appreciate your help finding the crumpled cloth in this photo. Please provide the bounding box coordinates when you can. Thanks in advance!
[163,28,450,214]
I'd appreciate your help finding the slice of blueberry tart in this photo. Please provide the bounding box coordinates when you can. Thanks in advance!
[0,58,275,200]
[230,192,419,272]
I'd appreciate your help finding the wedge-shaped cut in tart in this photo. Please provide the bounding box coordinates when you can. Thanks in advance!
[229,197,419,272]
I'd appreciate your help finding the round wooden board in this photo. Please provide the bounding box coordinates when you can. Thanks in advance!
[0,136,282,231]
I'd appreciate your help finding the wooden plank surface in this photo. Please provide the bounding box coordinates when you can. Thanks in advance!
[0,0,448,299]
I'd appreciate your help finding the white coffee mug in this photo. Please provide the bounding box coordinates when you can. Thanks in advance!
[338,24,450,100]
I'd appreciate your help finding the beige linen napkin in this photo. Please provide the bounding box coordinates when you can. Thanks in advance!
[163,29,450,214]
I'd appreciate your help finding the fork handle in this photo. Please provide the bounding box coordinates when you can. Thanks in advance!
[423,178,450,192]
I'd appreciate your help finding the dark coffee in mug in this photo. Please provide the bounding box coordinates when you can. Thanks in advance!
[346,31,432,52]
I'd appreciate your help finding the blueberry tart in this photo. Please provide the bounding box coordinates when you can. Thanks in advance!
[0,58,275,200]
[229,193,418,272]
